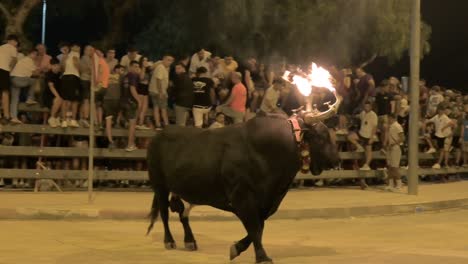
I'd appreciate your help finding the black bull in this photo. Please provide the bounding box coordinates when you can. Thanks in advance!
[146,115,339,263]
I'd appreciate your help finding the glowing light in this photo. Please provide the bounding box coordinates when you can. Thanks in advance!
[282,63,335,96]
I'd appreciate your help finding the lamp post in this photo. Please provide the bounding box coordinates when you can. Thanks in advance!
[408,0,421,195]
[41,0,47,44]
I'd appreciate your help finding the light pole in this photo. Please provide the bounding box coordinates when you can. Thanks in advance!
[41,0,47,44]
[408,0,421,195]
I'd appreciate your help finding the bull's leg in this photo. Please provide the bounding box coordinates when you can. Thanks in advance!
[234,197,272,264]
[170,196,197,251]
[158,188,176,249]
[230,235,251,260]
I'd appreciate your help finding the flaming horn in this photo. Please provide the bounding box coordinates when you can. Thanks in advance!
[282,63,342,124]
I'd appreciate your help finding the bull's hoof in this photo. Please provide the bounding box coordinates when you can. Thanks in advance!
[229,244,240,260]
[164,242,177,250]
[184,241,198,251]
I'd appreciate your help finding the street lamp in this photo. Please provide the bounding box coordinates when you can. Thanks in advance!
[41,0,47,44]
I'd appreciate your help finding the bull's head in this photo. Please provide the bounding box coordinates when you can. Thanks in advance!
[301,93,342,175]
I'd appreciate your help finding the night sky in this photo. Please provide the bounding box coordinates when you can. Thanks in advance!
[371,0,468,91]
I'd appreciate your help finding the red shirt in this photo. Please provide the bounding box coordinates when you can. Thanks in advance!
[229,83,247,112]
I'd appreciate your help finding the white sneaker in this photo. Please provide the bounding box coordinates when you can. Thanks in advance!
[432,163,441,169]
[125,145,138,152]
[10,118,23,125]
[136,125,151,130]
[81,180,88,188]
[48,117,58,128]
[69,120,80,128]
[314,180,324,187]
[355,145,365,153]
[79,119,90,128]
[425,148,436,154]
[0,178,4,187]
[61,120,68,128]
[26,99,38,105]
[360,164,371,171]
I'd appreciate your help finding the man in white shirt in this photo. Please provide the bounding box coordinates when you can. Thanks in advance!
[348,101,378,170]
[189,49,211,77]
[149,55,174,129]
[120,47,141,71]
[385,114,405,191]
[425,105,454,169]
[9,49,39,124]
[426,86,444,117]
[259,79,285,114]
[0,35,19,124]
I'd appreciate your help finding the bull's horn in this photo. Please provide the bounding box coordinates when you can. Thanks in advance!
[304,92,342,124]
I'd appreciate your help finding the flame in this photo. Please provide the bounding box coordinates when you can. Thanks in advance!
[282,63,335,96]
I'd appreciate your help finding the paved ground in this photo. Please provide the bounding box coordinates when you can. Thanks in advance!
[1,181,468,220]
[1,209,468,264]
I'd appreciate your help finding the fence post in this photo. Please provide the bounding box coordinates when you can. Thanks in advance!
[88,80,96,203]
[408,0,421,195]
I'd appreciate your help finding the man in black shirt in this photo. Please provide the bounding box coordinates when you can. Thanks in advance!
[172,63,194,126]
[192,67,215,128]
[375,81,395,149]
[43,59,63,128]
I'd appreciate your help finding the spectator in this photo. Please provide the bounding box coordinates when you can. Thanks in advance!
[0,34,19,125]
[259,78,285,114]
[375,80,395,151]
[220,55,238,76]
[9,48,39,124]
[121,61,141,152]
[79,45,95,128]
[461,102,468,167]
[348,101,378,171]
[192,67,215,128]
[56,42,69,63]
[397,91,410,133]
[60,44,81,128]
[149,55,174,130]
[43,58,63,128]
[34,44,51,74]
[216,72,247,124]
[93,49,110,130]
[172,63,194,126]
[426,86,444,117]
[136,57,151,130]
[189,49,211,76]
[105,49,118,72]
[336,68,353,135]
[209,112,225,129]
[419,79,429,116]
[385,113,405,191]
[104,65,125,149]
[354,67,376,110]
[450,106,463,167]
[120,47,142,71]
[425,105,454,169]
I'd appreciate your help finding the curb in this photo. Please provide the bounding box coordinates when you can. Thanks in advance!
[1,198,468,221]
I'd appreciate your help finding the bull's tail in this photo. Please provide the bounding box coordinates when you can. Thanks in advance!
[146,192,160,236]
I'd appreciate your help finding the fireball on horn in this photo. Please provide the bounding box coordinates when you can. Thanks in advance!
[282,62,342,124]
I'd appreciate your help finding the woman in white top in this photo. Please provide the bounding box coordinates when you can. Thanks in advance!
[0,35,19,125]
[60,44,81,128]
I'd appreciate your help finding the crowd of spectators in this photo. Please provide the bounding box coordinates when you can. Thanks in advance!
[0,34,467,190]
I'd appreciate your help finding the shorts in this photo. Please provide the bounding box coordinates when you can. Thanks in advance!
[358,134,372,146]
[386,145,402,168]
[452,136,461,149]
[0,69,10,91]
[193,106,211,127]
[104,99,120,121]
[378,115,388,131]
[463,142,468,152]
[432,135,452,151]
[80,80,91,100]
[61,75,81,101]
[122,100,138,120]
[137,83,149,96]
[324,115,339,129]
[151,93,168,109]
[95,88,107,107]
